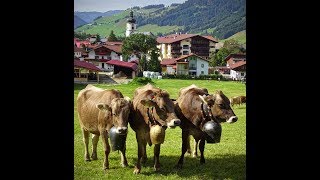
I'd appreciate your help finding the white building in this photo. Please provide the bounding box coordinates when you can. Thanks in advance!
[126,11,137,37]
[160,53,209,76]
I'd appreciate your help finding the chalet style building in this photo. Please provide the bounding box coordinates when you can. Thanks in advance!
[157,33,218,60]
[225,53,246,80]
[160,53,209,76]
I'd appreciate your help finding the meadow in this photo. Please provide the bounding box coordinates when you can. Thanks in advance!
[74,79,246,179]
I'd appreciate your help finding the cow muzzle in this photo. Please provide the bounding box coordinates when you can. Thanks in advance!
[167,119,181,128]
[227,116,238,123]
[116,127,128,134]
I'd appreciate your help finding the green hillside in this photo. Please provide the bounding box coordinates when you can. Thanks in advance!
[75,0,246,39]
[220,30,246,44]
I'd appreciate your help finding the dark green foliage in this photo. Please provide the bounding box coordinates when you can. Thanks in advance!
[96,34,100,42]
[129,77,154,85]
[122,34,158,72]
[108,30,118,42]
[162,74,225,80]
[147,49,161,72]
[210,39,245,67]
[134,0,246,39]
[74,32,91,40]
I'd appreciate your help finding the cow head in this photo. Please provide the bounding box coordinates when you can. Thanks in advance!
[199,90,238,123]
[140,90,181,128]
[96,96,131,135]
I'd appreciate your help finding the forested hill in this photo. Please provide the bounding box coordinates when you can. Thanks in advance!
[75,0,246,39]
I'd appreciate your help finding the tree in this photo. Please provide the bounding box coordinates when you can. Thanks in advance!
[108,30,118,42]
[122,34,158,73]
[209,39,244,67]
[96,34,101,42]
[147,48,161,72]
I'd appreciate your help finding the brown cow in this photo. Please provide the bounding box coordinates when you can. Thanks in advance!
[174,84,237,168]
[77,84,131,170]
[129,83,181,174]
[230,95,246,107]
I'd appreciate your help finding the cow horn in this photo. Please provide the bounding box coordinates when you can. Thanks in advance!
[199,95,207,104]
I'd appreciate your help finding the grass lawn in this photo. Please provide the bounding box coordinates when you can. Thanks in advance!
[74,79,246,179]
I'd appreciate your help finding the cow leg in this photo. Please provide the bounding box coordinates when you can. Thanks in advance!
[141,150,147,164]
[153,144,161,171]
[82,128,90,161]
[175,130,189,169]
[120,144,128,167]
[186,135,192,156]
[100,130,110,170]
[199,138,206,164]
[193,139,199,158]
[133,133,145,174]
[91,134,99,160]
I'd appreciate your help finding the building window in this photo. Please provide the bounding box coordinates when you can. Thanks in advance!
[183,45,189,49]
[201,71,204,74]
[201,64,204,68]
[102,63,104,68]
[132,27,134,30]
[241,72,244,76]
[95,56,99,59]
[183,51,189,55]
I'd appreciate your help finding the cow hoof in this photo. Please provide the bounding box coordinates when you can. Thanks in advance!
[103,167,109,171]
[200,159,205,164]
[133,168,140,174]
[91,155,98,160]
[192,153,198,158]
[121,163,129,167]
[154,164,161,171]
[85,158,91,162]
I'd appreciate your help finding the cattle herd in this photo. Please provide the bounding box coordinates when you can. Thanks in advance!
[77,84,244,174]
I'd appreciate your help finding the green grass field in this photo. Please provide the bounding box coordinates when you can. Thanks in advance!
[74,79,246,179]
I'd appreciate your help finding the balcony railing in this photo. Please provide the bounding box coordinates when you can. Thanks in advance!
[189,67,196,70]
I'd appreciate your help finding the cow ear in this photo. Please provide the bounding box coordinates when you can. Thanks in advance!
[141,99,156,107]
[96,103,111,111]
[199,95,208,104]
[199,94,215,105]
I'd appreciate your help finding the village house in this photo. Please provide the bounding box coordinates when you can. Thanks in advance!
[161,53,209,76]
[225,53,246,80]
[156,33,218,60]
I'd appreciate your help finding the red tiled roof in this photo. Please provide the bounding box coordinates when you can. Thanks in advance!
[225,53,246,61]
[105,45,122,53]
[161,58,177,65]
[175,53,209,62]
[74,47,86,52]
[93,45,122,54]
[157,34,218,44]
[106,60,137,71]
[74,60,101,71]
[161,53,209,65]
[203,36,219,43]
[106,41,123,45]
[230,61,246,69]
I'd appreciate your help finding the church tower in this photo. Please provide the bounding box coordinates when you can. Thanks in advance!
[126,10,136,37]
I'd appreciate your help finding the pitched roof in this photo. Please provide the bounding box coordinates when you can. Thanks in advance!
[225,53,246,61]
[74,47,86,53]
[105,41,123,45]
[157,34,218,44]
[106,60,138,71]
[93,45,122,54]
[160,58,177,65]
[74,60,101,71]
[230,60,246,70]
[161,53,209,65]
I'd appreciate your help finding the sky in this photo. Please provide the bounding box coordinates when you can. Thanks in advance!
[74,0,187,12]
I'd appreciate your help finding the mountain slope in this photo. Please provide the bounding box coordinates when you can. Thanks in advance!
[220,30,246,44]
[74,15,87,29]
[75,0,246,39]
[74,10,123,23]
